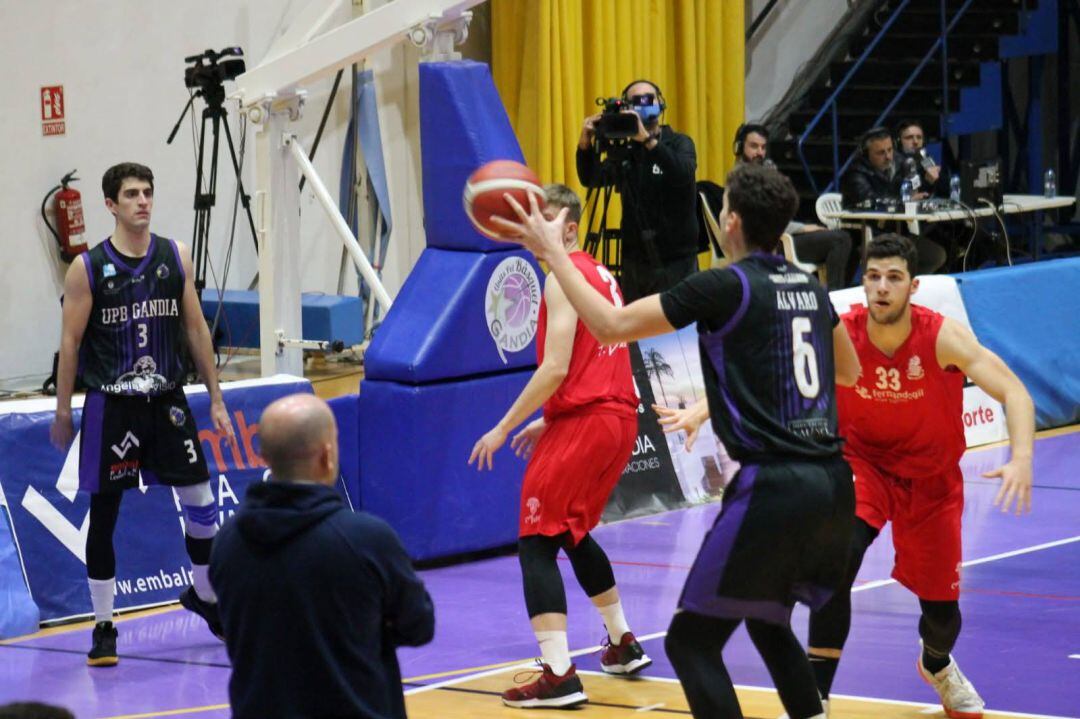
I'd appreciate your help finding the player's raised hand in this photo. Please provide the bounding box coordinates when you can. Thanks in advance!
[510,418,546,460]
[490,192,569,264]
[984,456,1033,515]
[469,426,508,471]
[210,399,236,442]
[653,400,709,452]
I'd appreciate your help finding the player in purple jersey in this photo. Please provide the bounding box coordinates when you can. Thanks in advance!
[50,163,234,666]
[492,164,861,719]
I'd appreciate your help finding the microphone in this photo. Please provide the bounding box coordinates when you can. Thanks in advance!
[902,156,918,179]
[763,158,776,169]
[918,148,937,172]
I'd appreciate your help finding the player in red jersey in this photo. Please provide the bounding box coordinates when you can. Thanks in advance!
[795,234,1034,719]
[469,184,650,709]
[659,233,1034,719]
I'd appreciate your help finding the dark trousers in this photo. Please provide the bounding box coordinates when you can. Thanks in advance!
[793,230,853,289]
[620,254,698,302]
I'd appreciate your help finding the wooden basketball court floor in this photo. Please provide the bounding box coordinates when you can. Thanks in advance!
[1,427,1078,719]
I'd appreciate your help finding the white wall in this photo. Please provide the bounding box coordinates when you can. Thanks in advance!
[745,0,849,122]
[0,0,422,385]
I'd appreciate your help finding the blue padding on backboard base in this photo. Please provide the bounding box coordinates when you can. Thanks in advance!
[420,61,527,252]
[201,291,365,348]
[956,258,1080,429]
[0,507,41,639]
[364,247,542,383]
[328,394,360,510]
[357,372,536,560]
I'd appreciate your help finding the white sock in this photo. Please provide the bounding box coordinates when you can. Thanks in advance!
[598,600,631,643]
[88,578,115,624]
[535,630,571,676]
[191,564,216,603]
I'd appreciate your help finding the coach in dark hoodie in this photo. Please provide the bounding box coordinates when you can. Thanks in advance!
[210,393,434,719]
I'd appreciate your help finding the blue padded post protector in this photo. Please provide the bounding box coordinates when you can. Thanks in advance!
[420,61,527,252]
[956,258,1080,428]
[357,61,547,560]
[357,372,534,560]
[363,248,542,383]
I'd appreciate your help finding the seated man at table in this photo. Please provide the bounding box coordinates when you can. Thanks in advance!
[842,126,946,274]
[895,119,950,199]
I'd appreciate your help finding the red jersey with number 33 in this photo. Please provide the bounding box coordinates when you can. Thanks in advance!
[838,304,966,478]
[538,251,638,421]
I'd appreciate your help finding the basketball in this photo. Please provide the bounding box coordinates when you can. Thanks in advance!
[462,160,546,240]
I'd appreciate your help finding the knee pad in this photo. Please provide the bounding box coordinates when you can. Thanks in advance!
[176,482,218,539]
[518,535,566,618]
[919,600,961,653]
[564,534,615,598]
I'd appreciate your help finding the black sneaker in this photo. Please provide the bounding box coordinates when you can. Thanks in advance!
[179,587,225,640]
[87,621,118,667]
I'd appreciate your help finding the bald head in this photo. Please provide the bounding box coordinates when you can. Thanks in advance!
[258,393,339,484]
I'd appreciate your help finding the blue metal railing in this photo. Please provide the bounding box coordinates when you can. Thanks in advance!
[796,0,978,194]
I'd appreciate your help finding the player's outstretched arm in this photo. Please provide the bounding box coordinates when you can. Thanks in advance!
[177,242,234,441]
[654,398,709,451]
[833,322,861,387]
[937,318,1034,514]
[50,260,93,450]
[468,276,575,471]
[492,193,676,344]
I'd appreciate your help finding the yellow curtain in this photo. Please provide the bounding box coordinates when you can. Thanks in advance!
[492,0,744,199]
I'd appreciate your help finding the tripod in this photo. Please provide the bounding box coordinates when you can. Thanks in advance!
[581,147,628,276]
[167,80,259,296]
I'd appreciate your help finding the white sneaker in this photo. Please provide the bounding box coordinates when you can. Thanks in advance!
[917,651,985,719]
[777,698,829,719]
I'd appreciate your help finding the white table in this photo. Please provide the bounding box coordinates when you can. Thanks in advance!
[823,194,1076,259]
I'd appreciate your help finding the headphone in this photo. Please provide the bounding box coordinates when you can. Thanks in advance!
[859,126,892,155]
[733,123,769,157]
[621,79,667,113]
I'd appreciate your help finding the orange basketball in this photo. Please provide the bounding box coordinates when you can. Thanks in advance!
[462,160,546,240]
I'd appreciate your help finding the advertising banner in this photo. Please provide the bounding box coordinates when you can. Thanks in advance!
[0,376,309,622]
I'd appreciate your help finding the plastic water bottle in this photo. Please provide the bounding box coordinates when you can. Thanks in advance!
[1044,168,1056,198]
[900,179,913,203]
[950,174,961,202]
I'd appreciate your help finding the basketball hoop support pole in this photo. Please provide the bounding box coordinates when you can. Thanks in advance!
[284,133,393,310]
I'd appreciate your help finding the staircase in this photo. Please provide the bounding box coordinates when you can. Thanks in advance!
[765,0,1049,214]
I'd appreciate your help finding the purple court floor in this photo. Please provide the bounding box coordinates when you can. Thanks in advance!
[2,430,1078,719]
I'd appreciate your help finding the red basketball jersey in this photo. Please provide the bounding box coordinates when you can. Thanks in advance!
[838,304,966,478]
[538,252,638,420]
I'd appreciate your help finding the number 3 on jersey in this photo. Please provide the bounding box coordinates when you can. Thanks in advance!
[792,317,821,399]
[595,266,624,308]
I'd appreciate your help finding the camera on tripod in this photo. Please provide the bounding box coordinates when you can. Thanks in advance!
[594,97,640,145]
[183,47,246,91]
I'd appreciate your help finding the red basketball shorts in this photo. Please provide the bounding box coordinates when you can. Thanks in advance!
[849,454,964,601]
[519,411,636,545]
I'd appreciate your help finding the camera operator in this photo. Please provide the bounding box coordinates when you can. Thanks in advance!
[842,126,946,274]
[734,123,852,289]
[576,79,698,302]
[896,119,950,198]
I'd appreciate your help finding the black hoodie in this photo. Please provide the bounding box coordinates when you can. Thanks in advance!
[210,481,434,719]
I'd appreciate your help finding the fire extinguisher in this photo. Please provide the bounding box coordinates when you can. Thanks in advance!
[41,169,88,262]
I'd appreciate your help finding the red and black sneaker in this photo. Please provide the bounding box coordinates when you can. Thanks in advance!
[600,632,652,675]
[501,662,588,709]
